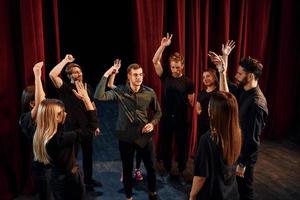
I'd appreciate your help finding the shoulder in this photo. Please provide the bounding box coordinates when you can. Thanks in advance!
[142,85,155,92]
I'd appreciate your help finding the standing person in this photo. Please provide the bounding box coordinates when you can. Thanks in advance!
[152,33,195,179]
[20,62,52,199]
[195,68,218,149]
[107,59,144,182]
[94,61,162,200]
[33,81,98,200]
[49,54,102,192]
[209,41,268,200]
[189,91,242,200]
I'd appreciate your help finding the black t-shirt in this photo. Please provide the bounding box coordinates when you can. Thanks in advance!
[58,82,96,130]
[160,72,194,117]
[197,88,218,135]
[19,112,36,144]
[194,132,239,200]
[46,110,98,172]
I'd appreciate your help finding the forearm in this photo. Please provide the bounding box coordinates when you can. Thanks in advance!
[190,176,206,199]
[49,59,68,78]
[107,74,116,89]
[219,72,229,92]
[31,76,45,119]
[152,45,165,76]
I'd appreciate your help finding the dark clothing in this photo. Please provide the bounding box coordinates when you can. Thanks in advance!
[197,88,218,147]
[94,76,161,198]
[46,110,98,200]
[57,82,97,184]
[229,84,268,200]
[119,141,156,198]
[158,72,194,172]
[194,132,239,200]
[94,76,162,145]
[19,112,52,200]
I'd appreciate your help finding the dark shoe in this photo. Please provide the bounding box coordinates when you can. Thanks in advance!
[149,192,159,200]
[91,179,103,187]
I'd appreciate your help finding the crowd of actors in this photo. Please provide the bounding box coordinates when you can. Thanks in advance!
[20,34,268,200]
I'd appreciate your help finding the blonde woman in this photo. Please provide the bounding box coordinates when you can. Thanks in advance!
[33,81,98,200]
[190,92,241,200]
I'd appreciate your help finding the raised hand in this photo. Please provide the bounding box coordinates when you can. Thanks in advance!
[33,61,43,78]
[222,40,235,56]
[208,51,225,73]
[113,58,121,74]
[160,33,173,47]
[64,54,75,63]
[72,81,89,101]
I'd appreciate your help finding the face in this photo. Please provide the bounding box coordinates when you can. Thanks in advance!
[170,61,184,77]
[235,66,249,88]
[128,68,143,87]
[69,67,83,82]
[203,71,216,87]
[56,106,67,124]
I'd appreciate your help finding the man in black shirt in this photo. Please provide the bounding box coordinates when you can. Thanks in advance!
[94,61,162,200]
[49,54,101,192]
[152,33,195,178]
[209,43,268,200]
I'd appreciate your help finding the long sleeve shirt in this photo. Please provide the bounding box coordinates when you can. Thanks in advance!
[94,76,162,145]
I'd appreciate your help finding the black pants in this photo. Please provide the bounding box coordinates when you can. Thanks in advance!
[75,133,93,184]
[157,116,188,172]
[236,163,255,200]
[32,162,52,200]
[119,140,156,198]
[50,168,85,200]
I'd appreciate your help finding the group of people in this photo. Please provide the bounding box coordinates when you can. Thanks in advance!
[20,34,268,200]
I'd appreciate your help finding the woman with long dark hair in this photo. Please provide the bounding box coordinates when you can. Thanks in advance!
[190,91,242,200]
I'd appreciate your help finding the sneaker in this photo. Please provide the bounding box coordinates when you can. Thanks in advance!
[149,192,159,200]
[134,169,143,181]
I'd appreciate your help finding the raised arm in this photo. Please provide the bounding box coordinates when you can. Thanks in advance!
[73,81,94,111]
[222,40,235,71]
[208,51,229,92]
[49,54,75,88]
[107,59,121,89]
[31,61,45,119]
[152,33,173,77]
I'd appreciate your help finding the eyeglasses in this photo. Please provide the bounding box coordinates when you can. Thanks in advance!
[131,73,144,77]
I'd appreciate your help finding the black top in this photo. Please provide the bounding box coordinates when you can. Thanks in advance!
[46,110,98,172]
[197,88,218,135]
[194,132,239,200]
[229,84,268,165]
[94,76,162,146]
[160,72,194,118]
[58,82,97,130]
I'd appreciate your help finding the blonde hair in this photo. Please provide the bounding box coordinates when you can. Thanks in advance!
[209,92,241,165]
[33,99,65,164]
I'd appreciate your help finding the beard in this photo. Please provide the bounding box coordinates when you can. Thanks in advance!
[236,77,248,88]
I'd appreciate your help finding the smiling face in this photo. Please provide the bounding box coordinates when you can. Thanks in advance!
[169,61,184,78]
[203,71,217,87]
[69,66,83,82]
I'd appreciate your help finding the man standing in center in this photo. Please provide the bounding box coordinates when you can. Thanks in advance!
[94,61,162,200]
[152,33,195,179]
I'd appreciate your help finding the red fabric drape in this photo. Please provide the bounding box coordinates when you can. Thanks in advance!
[132,0,299,157]
[0,0,60,198]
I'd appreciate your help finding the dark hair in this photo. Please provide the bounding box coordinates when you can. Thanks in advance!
[239,57,263,80]
[168,52,184,64]
[127,63,142,74]
[204,68,219,85]
[65,63,82,76]
[21,85,35,113]
[209,91,241,165]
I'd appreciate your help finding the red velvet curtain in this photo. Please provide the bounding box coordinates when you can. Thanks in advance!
[133,0,299,156]
[0,0,60,198]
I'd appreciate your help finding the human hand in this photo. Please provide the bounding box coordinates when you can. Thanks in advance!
[222,40,235,56]
[208,51,225,73]
[236,164,246,178]
[72,81,89,101]
[33,61,43,78]
[161,33,173,47]
[112,59,121,74]
[64,54,75,63]
[142,123,154,133]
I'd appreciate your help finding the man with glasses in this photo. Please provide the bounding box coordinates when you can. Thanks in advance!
[94,60,162,200]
